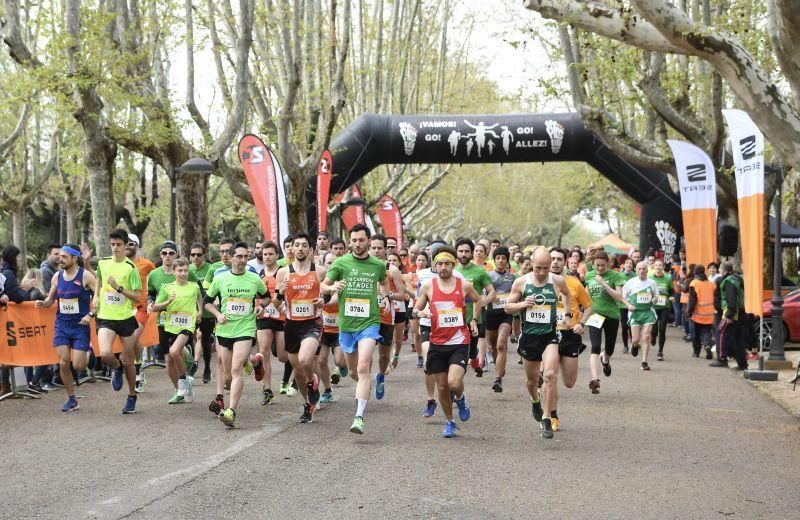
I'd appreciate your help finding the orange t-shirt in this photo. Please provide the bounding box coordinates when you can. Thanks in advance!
[133,256,156,307]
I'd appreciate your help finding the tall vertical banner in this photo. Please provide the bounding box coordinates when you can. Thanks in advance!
[238,135,290,245]
[341,184,366,231]
[375,195,404,249]
[667,140,718,267]
[316,150,333,233]
[722,109,764,316]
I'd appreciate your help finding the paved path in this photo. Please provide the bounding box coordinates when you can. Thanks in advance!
[2,328,798,519]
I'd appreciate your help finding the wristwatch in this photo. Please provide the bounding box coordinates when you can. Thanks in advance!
[564,312,573,318]
[116,285,124,293]
[88,311,95,318]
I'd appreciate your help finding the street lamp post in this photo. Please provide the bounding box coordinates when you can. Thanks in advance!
[767,164,791,367]
[169,157,215,244]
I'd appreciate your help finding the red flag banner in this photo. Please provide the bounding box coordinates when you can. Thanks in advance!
[341,184,366,231]
[239,134,280,242]
[376,195,403,249]
[317,150,333,233]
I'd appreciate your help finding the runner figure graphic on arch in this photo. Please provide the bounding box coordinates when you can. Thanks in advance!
[463,120,500,158]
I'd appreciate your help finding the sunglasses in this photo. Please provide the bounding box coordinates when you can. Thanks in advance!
[161,250,177,256]
[190,252,204,257]
[127,242,137,247]
[399,253,407,257]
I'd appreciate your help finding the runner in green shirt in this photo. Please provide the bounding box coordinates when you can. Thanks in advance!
[583,252,624,392]
[455,238,495,376]
[321,224,392,435]
[152,258,202,404]
[204,241,270,428]
[648,259,674,361]
[188,243,214,381]
[93,229,144,414]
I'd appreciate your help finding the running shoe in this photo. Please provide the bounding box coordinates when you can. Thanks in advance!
[589,379,600,394]
[339,366,349,378]
[202,366,211,384]
[486,352,495,364]
[375,373,385,400]
[518,358,523,365]
[622,346,629,354]
[243,360,254,376]
[331,368,341,386]
[209,394,224,415]
[442,420,457,438]
[111,363,124,392]
[641,362,651,371]
[492,378,503,393]
[455,394,471,422]
[416,357,424,369]
[168,392,185,404]
[474,363,483,377]
[423,399,437,417]
[600,355,612,377]
[308,374,321,404]
[177,378,189,397]
[299,403,313,423]
[708,359,729,367]
[390,354,399,369]
[657,352,664,361]
[279,382,289,395]
[185,382,194,403]
[286,380,298,397]
[188,361,199,377]
[350,416,365,434]
[631,344,640,358]
[27,383,45,394]
[551,417,560,432]
[531,399,543,423]
[704,346,713,360]
[319,389,335,404]
[135,373,146,393]
[62,396,79,412]
[261,388,276,405]
[541,417,554,439]
[219,408,236,427]
[122,395,137,414]
[253,353,265,381]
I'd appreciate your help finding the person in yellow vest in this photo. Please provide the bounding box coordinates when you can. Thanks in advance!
[687,265,716,359]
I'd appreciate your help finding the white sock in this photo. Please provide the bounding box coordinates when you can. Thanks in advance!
[356,398,367,417]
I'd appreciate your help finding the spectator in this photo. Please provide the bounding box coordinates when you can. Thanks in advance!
[40,243,61,293]
[21,268,46,300]
[1,245,27,395]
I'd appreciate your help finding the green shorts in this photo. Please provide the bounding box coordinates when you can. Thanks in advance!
[629,308,657,327]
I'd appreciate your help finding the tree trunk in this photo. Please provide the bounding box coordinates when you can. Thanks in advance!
[64,202,78,244]
[177,171,210,252]
[12,206,27,273]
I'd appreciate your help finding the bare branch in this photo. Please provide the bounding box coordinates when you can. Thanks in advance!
[0,103,30,156]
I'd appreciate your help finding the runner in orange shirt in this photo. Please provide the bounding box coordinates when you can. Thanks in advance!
[125,234,155,392]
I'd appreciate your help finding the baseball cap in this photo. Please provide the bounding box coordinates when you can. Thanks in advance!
[161,241,178,251]
[128,234,141,246]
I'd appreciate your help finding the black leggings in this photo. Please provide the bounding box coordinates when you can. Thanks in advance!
[650,308,669,351]
[589,317,620,356]
[618,308,630,349]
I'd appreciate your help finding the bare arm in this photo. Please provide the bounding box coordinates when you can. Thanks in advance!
[504,277,529,314]
[556,275,572,328]
[35,273,59,308]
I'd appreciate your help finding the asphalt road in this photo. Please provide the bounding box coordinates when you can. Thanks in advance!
[2,327,799,520]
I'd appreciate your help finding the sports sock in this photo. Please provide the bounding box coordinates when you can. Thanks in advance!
[282,363,293,384]
[356,398,367,417]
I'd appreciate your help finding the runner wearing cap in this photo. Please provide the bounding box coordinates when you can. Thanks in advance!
[124,234,155,392]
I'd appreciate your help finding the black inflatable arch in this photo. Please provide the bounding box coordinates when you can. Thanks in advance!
[306,113,682,254]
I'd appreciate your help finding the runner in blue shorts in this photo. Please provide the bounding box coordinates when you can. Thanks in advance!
[36,244,97,412]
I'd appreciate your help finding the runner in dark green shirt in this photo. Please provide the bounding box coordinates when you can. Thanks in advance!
[455,238,495,375]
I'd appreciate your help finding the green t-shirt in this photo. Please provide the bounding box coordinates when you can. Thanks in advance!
[156,281,201,334]
[277,258,287,267]
[617,271,636,309]
[190,261,214,317]
[204,261,226,286]
[147,266,198,325]
[521,274,558,336]
[455,263,493,323]
[585,269,623,319]
[648,273,673,309]
[96,257,142,320]
[206,270,268,339]
[325,253,387,332]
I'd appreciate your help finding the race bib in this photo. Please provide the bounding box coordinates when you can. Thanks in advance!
[168,312,193,328]
[262,304,281,319]
[323,312,338,328]
[104,291,125,306]
[344,298,370,318]
[585,313,605,329]
[556,309,566,325]
[226,298,251,316]
[437,308,464,328]
[59,298,80,315]
[636,292,652,305]
[393,299,405,312]
[656,295,667,306]
[525,306,551,324]
[493,293,509,310]
[291,299,315,318]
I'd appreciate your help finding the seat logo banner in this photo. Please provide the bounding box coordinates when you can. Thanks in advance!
[316,150,333,233]
[341,183,366,231]
[238,134,290,245]
[375,195,403,249]
[722,109,765,316]
[667,140,717,267]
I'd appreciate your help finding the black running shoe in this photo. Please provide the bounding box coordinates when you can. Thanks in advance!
[541,417,554,439]
[704,346,713,360]
[601,356,612,377]
[188,361,198,377]
[657,352,664,361]
[492,378,503,393]
[531,399,543,423]
[202,367,211,384]
[631,344,639,358]
[299,403,313,423]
